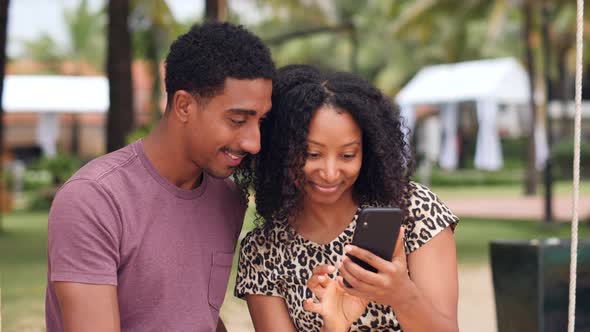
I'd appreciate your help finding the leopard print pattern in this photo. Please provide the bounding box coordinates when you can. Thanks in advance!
[235,182,459,331]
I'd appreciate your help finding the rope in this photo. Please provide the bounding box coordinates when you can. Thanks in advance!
[568,0,584,331]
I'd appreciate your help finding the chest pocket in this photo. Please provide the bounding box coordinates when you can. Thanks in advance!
[208,251,234,311]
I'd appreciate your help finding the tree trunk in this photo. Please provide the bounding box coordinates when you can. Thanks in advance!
[541,0,553,223]
[523,0,537,196]
[0,0,9,232]
[107,0,134,153]
[205,0,227,22]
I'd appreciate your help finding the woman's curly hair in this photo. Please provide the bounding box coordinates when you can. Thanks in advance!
[242,64,415,230]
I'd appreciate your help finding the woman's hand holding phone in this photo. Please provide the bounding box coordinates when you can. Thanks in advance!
[303,264,369,332]
[337,226,417,309]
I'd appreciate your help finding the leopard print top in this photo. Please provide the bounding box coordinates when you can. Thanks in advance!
[234,182,459,331]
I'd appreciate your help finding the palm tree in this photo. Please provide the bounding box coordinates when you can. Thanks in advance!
[64,0,105,72]
[205,0,227,21]
[106,0,134,152]
[21,0,105,74]
[0,0,9,232]
[130,0,176,123]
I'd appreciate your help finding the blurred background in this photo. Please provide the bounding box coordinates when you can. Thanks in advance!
[0,1,589,331]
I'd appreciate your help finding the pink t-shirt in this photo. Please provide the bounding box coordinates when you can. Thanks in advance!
[46,140,246,331]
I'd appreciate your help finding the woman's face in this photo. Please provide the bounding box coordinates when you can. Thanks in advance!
[301,105,363,206]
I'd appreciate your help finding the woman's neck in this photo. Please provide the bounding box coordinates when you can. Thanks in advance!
[293,192,359,244]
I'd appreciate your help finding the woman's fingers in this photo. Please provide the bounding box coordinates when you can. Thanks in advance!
[312,264,336,275]
[391,226,406,264]
[344,245,390,272]
[307,275,330,300]
[340,255,381,286]
[303,298,323,315]
[338,261,374,293]
[336,276,364,298]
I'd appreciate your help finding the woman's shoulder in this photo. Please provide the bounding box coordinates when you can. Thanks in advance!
[402,181,459,253]
[405,181,452,213]
[240,221,291,253]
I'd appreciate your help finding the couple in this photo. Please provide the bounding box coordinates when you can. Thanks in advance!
[46,22,458,332]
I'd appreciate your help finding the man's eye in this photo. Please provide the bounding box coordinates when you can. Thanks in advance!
[230,119,246,125]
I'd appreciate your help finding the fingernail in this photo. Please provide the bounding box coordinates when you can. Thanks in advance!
[327,266,336,272]
[318,276,325,281]
[344,245,352,252]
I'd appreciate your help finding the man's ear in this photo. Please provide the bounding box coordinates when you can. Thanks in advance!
[170,90,198,123]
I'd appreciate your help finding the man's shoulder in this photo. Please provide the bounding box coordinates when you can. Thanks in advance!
[69,142,139,184]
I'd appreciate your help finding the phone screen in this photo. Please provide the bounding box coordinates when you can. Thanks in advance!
[343,207,403,287]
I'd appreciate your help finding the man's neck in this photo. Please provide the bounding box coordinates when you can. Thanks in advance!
[142,121,204,190]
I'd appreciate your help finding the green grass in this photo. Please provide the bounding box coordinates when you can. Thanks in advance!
[430,180,590,198]
[0,212,48,332]
[1,209,589,331]
[455,218,590,264]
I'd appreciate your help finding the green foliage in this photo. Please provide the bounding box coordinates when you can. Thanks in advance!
[127,123,154,144]
[427,168,524,187]
[28,190,55,211]
[30,154,82,186]
[23,155,82,211]
[21,33,63,72]
[21,0,105,72]
[551,140,590,180]
[22,170,52,191]
[2,169,14,190]
[63,0,106,68]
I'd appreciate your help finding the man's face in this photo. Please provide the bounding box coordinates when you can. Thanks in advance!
[184,78,272,179]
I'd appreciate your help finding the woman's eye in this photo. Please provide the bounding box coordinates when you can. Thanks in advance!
[307,152,320,159]
[342,154,356,159]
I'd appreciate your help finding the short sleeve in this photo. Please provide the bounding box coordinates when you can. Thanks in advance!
[403,182,459,254]
[234,230,281,299]
[47,179,121,285]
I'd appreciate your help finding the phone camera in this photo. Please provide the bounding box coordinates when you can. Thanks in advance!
[362,221,368,228]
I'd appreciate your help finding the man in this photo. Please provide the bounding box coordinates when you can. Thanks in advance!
[45,22,275,332]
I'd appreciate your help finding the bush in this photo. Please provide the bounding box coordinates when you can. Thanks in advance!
[30,154,82,186]
[2,169,14,190]
[551,140,590,180]
[22,170,52,191]
[25,154,83,211]
[501,137,528,170]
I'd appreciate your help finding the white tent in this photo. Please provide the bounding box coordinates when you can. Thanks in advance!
[2,75,109,156]
[396,57,543,171]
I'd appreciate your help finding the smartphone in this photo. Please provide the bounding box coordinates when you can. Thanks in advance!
[343,207,404,287]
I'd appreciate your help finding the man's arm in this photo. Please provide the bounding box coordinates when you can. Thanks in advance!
[216,318,227,332]
[54,282,120,332]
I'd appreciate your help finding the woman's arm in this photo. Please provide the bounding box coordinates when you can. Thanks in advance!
[338,227,459,332]
[392,227,458,331]
[245,295,297,332]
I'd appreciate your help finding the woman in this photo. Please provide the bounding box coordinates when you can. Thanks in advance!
[234,65,459,332]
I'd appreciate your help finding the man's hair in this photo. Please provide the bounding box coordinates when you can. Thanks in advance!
[164,22,275,107]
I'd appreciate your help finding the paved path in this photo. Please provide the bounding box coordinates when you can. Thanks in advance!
[444,195,590,222]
